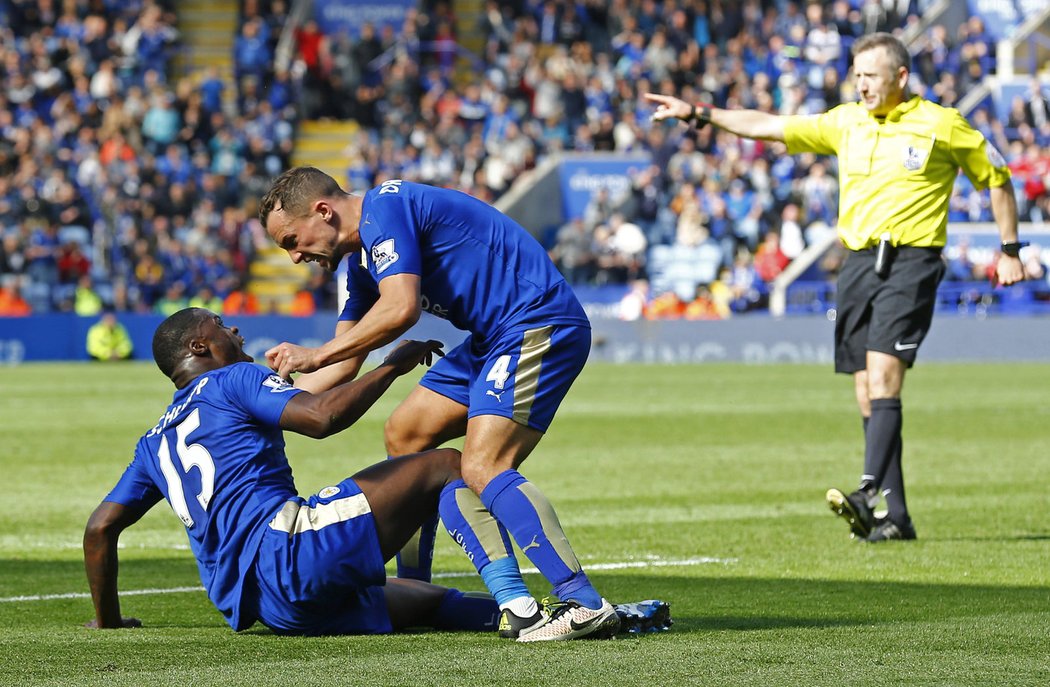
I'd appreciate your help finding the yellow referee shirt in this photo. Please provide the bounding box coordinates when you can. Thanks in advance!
[782,96,1011,250]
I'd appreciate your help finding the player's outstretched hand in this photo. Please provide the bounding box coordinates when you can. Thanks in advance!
[84,617,142,629]
[644,93,692,122]
[265,342,320,379]
[382,339,444,375]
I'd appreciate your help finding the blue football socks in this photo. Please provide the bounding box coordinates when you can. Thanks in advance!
[480,469,603,610]
[389,453,439,582]
[439,479,530,607]
[432,589,500,631]
[395,512,438,582]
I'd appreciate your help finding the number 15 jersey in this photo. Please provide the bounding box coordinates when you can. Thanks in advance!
[104,363,304,630]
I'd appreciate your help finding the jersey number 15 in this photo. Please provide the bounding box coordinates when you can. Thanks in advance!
[158,408,216,528]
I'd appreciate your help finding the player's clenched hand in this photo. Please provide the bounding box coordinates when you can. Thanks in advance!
[643,93,692,122]
[265,342,320,379]
[382,339,444,375]
[84,617,142,629]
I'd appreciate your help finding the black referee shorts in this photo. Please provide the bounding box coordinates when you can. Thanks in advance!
[834,245,946,374]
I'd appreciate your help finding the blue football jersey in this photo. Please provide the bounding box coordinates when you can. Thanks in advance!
[105,363,304,630]
[339,180,589,345]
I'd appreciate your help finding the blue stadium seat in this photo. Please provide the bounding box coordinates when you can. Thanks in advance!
[58,225,90,247]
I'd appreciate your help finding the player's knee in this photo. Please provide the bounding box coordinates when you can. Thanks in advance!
[384,413,424,456]
[430,447,462,482]
[460,455,506,495]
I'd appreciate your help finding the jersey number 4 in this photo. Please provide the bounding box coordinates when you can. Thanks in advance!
[158,408,215,528]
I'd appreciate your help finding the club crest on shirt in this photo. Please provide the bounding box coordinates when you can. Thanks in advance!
[985,141,1006,168]
[902,144,929,171]
[371,239,399,273]
[262,374,296,392]
[318,486,341,499]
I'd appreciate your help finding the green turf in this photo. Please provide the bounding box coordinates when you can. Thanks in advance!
[2,361,1048,686]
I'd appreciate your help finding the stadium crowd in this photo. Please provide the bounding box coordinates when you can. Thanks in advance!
[0,0,1047,319]
[0,0,293,317]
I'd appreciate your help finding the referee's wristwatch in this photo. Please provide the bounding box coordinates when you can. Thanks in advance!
[1001,241,1028,257]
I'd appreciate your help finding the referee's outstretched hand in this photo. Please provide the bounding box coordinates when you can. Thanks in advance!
[644,93,692,122]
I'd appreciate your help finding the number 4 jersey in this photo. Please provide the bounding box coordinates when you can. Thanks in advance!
[105,363,304,630]
[341,180,590,347]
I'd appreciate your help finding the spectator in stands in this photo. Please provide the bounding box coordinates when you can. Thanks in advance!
[1022,77,1050,133]
[154,281,189,317]
[778,203,806,260]
[549,217,595,285]
[683,283,726,320]
[86,310,133,361]
[57,240,92,285]
[25,222,60,294]
[606,213,648,281]
[1,0,1032,325]
[646,289,684,319]
[752,230,790,283]
[617,278,649,321]
[74,275,105,317]
[0,275,31,316]
[222,277,259,316]
[141,90,180,155]
[233,17,272,98]
[188,285,223,314]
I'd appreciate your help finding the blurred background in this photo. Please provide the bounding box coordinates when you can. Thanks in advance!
[0,0,1047,363]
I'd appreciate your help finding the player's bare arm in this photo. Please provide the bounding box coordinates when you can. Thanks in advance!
[643,93,786,142]
[265,274,422,379]
[280,339,443,439]
[291,320,366,393]
[989,183,1025,286]
[83,501,150,629]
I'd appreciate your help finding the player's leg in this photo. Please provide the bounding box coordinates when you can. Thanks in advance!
[355,449,520,631]
[383,342,471,581]
[351,448,463,561]
[255,453,497,637]
[462,415,618,641]
[384,385,469,456]
[458,324,619,641]
[383,385,468,581]
[383,578,499,632]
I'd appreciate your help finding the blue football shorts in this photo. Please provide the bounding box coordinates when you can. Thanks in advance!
[419,323,591,432]
[252,477,391,636]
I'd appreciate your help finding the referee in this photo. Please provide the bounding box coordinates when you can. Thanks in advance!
[646,32,1025,542]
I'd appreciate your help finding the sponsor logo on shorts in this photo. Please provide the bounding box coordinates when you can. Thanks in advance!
[893,340,919,351]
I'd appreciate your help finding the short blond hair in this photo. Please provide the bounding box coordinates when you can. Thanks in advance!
[852,32,911,74]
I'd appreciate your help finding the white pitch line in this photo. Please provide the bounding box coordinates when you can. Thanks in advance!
[0,556,735,604]
[0,586,206,603]
[431,556,737,579]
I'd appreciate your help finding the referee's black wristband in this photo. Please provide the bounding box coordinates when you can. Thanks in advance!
[1001,241,1028,257]
[692,104,712,129]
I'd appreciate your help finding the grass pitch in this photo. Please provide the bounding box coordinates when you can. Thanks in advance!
[1,361,1048,686]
